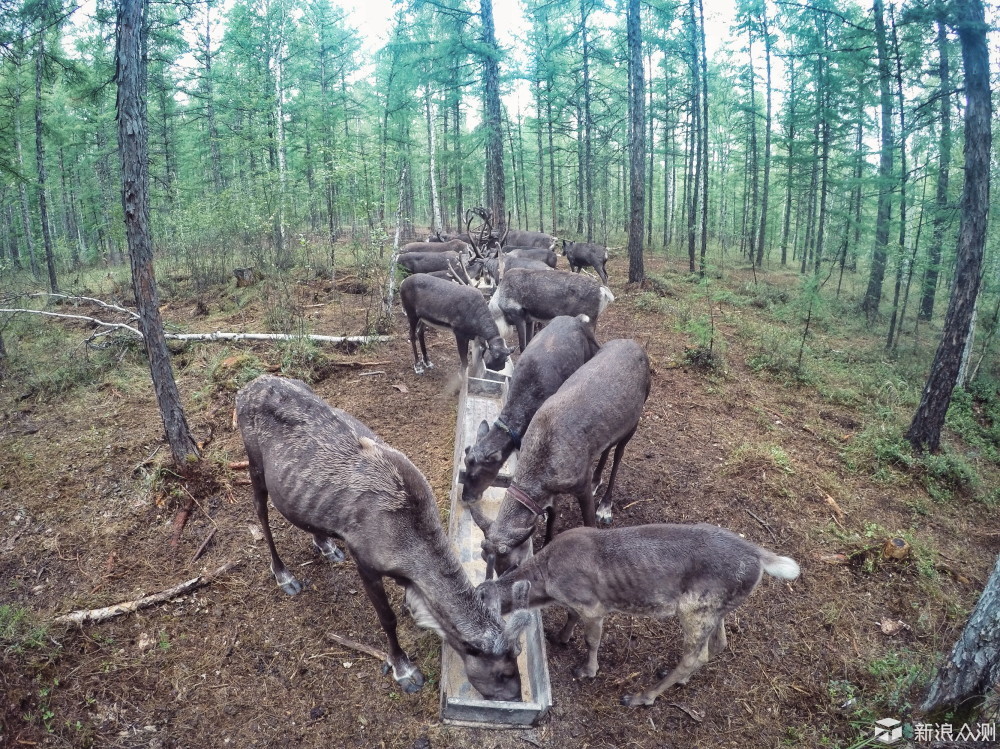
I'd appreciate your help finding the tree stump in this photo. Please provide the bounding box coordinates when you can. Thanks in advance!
[233,267,261,288]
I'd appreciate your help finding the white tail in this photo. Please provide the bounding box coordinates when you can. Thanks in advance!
[762,553,800,580]
[598,286,615,315]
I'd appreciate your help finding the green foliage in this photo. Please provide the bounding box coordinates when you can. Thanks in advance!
[0,605,49,654]
[945,380,1000,462]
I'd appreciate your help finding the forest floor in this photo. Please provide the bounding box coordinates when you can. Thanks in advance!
[1,252,999,749]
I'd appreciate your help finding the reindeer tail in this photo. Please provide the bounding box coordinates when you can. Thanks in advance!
[760,551,800,580]
[598,286,615,313]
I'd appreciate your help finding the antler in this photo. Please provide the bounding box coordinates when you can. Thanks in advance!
[447,256,474,286]
[497,211,511,249]
[465,212,485,259]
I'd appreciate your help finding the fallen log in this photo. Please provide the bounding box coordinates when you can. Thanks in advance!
[52,559,242,625]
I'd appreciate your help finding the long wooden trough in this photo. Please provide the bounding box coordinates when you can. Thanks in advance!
[439,358,552,727]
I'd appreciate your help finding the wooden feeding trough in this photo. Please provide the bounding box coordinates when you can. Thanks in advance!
[439,357,552,727]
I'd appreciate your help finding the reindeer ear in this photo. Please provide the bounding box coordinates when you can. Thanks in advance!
[504,611,533,650]
[477,420,490,441]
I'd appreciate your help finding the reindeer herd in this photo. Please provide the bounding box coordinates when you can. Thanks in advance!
[235,210,800,713]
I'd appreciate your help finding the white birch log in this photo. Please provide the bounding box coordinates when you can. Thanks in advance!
[52,560,242,625]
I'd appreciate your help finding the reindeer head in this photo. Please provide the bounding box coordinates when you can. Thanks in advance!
[462,420,507,504]
[460,581,532,701]
[481,336,513,372]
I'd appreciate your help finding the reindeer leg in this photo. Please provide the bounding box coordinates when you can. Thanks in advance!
[598,261,609,285]
[542,507,557,546]
[514,315,528,353]
[596,429,636,525]
[417,321,434,370]
[576,483,598,528]
[312,534,345,564]
[355,564,424,694]
[556,610,580,645]
[621,605,718,707]
[708,618,728,657]
[249,465,301,596]
[407,315,424,375]
[573,616,605,679]
[591,447,611,494]
[455,333,470,371]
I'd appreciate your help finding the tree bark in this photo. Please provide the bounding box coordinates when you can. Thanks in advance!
[35,35,58,293]
[923,553,1000,721]
[116,0,199,466]
[861,0,894,322]
[919,17,952,322]
[754,2,773,268]
[581,0,594,242]
[480,0,505,232]
[905,0,990,453]
[626,0,645,283]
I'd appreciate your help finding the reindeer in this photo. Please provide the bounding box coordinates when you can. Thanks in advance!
[396,250,468,276]
[401,238,471,255]
[503,230,557,250]
[477,523,800,706]
[400,272,512,375]
[480,339,651,577]
[561,240,609,284]
[489,268,615,352]
[462,315,601,507]
[468,254,552,288]
[236,375,532,699]
[505,247,558,268]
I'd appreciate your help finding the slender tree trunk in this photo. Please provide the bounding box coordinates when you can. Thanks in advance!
[13,61,38,277]
[755,4,773,267]
[116,0,198,465]
[746,36,759,266]
[481,0,505,231]
[697,0,709,272]
[581,0,594,241]
[861,0,895,321]
[203,1,223,192]
[453,94,463,231]
[534,76,545,232]
[919,17,952,321]
[905,0,990,453]
[272,12,288,260]
[35,37,58,293]
[626,0,645,283]
[425,90,442,232]
[886,8,909,350]
[779,62,797,266]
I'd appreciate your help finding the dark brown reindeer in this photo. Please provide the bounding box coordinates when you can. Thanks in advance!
[477,524,800,706]
[400,238,471,254]
[480,339,651,577]
[561,240,609,284]
[462,315,601,506]
[489,267,615,352]
[399,272,512,375]
[236,375,532,699]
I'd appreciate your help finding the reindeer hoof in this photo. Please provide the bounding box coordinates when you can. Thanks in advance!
[424,360,435,370]
[573,664,597,680]
[596,507,613,525]
[313,539,346,563]
[278,578,303,596]
[413,364,424,375]
[621,693,655,708]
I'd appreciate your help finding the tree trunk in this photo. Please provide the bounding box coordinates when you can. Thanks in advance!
[116,0,198,466]
[35,36,58,293]
[626,0,645,283]
[885,7,908,350]
[581,0,594,241]
[203,0,223,192]
[697,0,709,272]
[923,553,1000,721]
[425,90,442,232]
[861,0,894,322]
[919,17,951,322]
[746,36,759,266]
[755,4,773,268]
[905,0,990,453]
[481,0,505,231]
[13,56,38,277]
[779,61,797,267]
[534,75,545,232]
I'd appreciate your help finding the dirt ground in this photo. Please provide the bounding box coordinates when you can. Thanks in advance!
[2,255,998,748]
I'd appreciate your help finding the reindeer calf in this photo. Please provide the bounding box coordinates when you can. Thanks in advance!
[479,523,799,707]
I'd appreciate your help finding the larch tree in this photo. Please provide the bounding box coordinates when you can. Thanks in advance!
[905,0,990,454]
[626,0,644,283]
[480,0,505,230]
[116,0,199,466]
